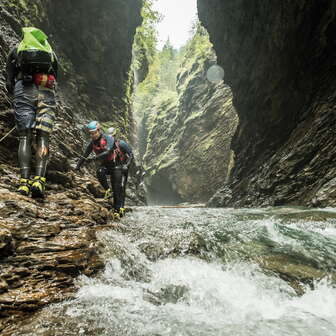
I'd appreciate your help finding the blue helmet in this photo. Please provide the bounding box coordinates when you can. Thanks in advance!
[86,120,100,132]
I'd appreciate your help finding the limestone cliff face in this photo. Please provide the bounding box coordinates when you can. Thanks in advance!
[198,0,336,207]
[143,49,237,203]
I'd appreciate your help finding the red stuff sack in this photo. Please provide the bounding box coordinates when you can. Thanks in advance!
[33,73,56,89]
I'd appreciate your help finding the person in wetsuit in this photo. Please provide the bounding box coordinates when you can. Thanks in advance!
[6,27,58,198]
[75,121,133,218]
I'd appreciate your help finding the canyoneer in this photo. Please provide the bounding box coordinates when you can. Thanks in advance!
[5,27,58,198]
[75,121,133,219]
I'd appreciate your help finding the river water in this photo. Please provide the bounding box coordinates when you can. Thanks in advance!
[12,206,336,335]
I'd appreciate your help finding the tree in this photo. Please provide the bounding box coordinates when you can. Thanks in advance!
[133,0,161,73]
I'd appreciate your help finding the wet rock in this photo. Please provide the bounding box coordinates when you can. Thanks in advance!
[46,170,73,187]
[198,0,336,207]
[144,285,189,306]
[312,177,336,207]
[142,29,237,204]
[0,227,14,256]
[0,170,118,332]
[0,280,8,294]
[0,0,143,332]
[207,186,233,207]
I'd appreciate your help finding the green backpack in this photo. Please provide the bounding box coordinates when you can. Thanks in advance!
[17,27,55,74]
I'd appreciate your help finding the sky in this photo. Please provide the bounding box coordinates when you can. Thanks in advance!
[153,0,198,50]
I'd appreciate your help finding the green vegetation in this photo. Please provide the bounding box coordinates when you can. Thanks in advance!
[133,20,213,120]
[132,0,216,167]
[132,0,161,77]
[181,22,213,68]
[133,5,237,202]
[134,39,180,119]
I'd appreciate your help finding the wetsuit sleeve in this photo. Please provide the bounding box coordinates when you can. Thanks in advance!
[5,47,18,94]
[94,151,109,160]
[76,142,93,169]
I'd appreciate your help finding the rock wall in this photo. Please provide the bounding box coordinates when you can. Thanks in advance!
[198,0,336,207]
[143,43,237,203]
[0,0,144,331]
[0,0,144,195]
[1,0,142,137]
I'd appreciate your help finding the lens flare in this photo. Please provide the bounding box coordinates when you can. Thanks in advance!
[206,64,224,83]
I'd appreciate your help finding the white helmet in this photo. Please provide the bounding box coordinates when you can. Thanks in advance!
[107,127,116,136]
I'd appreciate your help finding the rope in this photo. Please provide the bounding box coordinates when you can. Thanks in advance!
[0,126,16,143]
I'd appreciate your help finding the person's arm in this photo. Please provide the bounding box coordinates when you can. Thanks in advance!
[5,47,18,94]
[90,135,114,161]
[93,149,109,160]
[75,142,93,170]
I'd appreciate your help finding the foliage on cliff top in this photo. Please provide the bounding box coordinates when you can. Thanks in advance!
[133,0,161,72]
[133,38,181,122]
[180,22,213,70]
[134,20,213,122]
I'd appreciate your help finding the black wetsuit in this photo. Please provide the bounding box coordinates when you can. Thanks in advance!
[76,134,133,211]
[6,47,58,179]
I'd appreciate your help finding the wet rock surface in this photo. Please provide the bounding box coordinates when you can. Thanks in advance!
[198,0,336,207]
[142,31,237,203]
[0,163,131,333]
[0,0,142,136]
[0,1,144,333]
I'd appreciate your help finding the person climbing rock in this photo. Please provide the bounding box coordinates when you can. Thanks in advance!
[5,27,58,198]
[75,121,133,218]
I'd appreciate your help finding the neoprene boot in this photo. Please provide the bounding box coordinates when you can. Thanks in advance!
[17,178,31,196]
[113,209,120,220]
[119,208,126,217]
[31,176,46,198]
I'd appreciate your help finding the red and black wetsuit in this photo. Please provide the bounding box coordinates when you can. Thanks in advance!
[76,133,133,211]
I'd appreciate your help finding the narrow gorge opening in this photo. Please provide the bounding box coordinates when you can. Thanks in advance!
[132,0,237,206]
[2,1,336,334]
